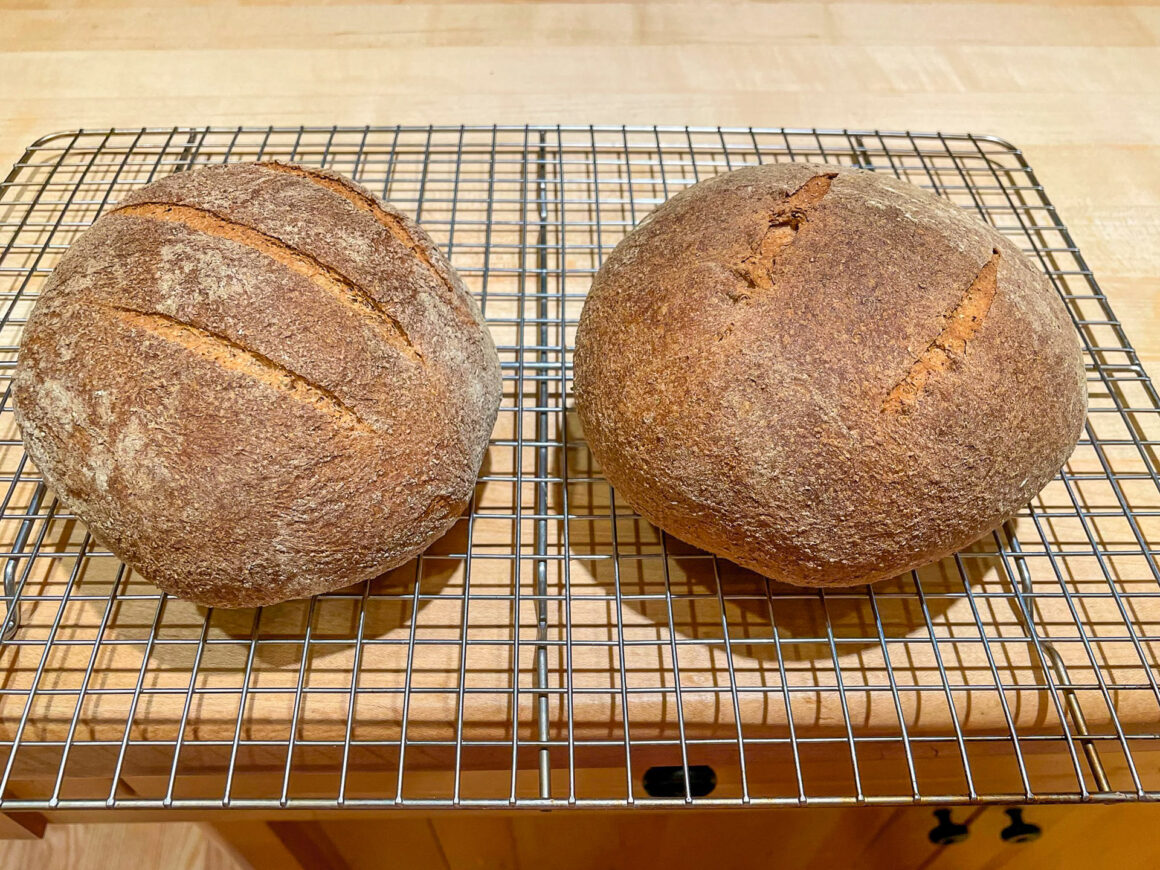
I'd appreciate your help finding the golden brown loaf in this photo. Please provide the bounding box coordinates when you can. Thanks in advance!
[573,163,1087,587]
[14,162,502,607]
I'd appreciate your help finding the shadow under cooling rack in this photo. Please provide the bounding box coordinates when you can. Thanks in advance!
[0,125,1158,810]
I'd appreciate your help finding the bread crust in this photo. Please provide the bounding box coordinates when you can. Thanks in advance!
[573,163,1087,587]
[13,162,502,607]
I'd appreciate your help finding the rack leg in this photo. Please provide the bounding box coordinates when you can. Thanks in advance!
[1,482,46,642]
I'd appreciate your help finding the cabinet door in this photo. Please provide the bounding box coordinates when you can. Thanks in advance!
[923,804,1160,870]
[209,804,1160,870]
[296,808,943,870]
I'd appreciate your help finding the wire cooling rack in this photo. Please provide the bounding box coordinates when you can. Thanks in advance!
[0,126,1157,811]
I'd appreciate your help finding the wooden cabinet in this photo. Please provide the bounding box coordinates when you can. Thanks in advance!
[206,803,1160,870]
[924,804,1160,870]
[6,802,1160,868]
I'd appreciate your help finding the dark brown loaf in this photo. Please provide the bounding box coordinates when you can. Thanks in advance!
[573,163,1087,587]
[13,162,502,607]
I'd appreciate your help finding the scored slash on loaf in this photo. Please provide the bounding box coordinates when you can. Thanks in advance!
[573,163,1087,588]
[13,162,502,608]
[13,156,1088,602]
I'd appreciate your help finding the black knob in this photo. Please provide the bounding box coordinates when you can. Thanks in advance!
[1001,808,1041,843]
[928,808,970,845]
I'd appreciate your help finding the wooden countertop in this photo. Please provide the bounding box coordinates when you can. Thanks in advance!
[1,0,1158,799]
[2,0,1158,369]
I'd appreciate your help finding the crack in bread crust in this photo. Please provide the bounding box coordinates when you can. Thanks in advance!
[734,172,836,297]
[883,249,1001,414]
[112,201,422,363]
[256,162,478,327]
[107,306,378,433]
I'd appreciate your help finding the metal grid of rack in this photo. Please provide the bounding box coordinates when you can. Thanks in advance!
[0,126,1157,810]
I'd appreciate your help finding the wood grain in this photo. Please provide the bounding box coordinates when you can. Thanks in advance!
[0,821,243,869]
[9,804,1160,869]
[1,0,1155,374]
[924,803,1160,870]
[188,805,1160,870]
[0,0,1158,813]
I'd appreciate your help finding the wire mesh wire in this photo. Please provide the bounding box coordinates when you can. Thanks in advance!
[0,125,1157,810]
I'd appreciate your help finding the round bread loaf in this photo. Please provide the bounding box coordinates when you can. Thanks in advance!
[573,163,1086,587]
[14,162,502,607]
